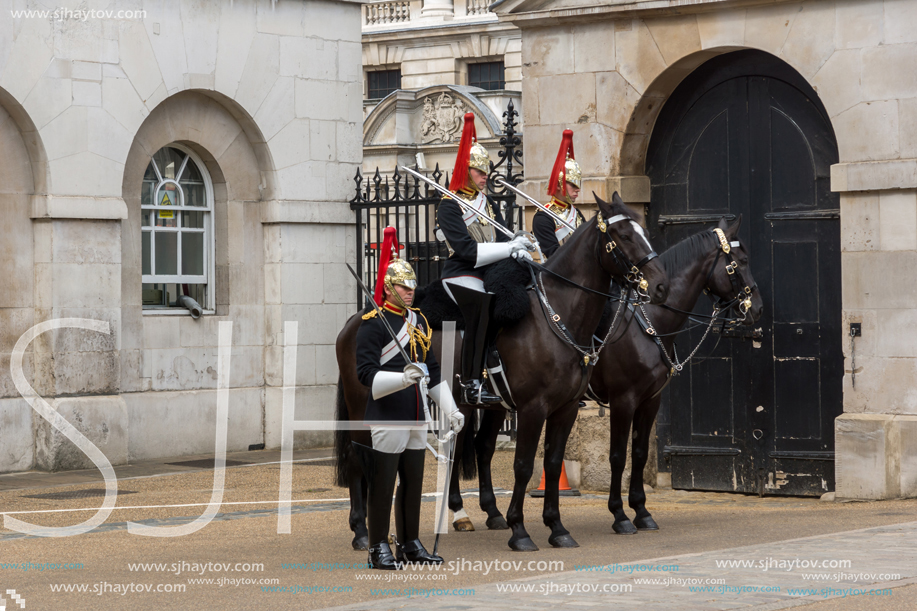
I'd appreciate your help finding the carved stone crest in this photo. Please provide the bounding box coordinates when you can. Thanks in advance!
[420,93,467,143]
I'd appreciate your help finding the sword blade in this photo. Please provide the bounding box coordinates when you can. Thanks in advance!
[495,178,577,232]
[345,263,413,366]
[399,166,515,240]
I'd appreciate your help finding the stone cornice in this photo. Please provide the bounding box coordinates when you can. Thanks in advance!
[831,160,917,193]
[492,0,801,26]
[31,195,128,220]
[261,201,355,225]
[362,18,517,43]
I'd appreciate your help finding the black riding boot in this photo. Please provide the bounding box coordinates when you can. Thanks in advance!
[352,442,401,570]
[448,283,502,405]
[394,449,443,565]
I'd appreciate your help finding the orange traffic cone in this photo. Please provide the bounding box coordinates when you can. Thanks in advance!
[529,462,581,497]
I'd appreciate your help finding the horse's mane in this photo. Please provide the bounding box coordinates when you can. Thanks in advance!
[659,228,719,277]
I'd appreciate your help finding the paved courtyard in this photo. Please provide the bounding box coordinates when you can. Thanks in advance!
[0,448,915,611]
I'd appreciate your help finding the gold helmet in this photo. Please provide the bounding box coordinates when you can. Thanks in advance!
[469,141,490,175]
[562,156,582,189]
[384,257,417,292]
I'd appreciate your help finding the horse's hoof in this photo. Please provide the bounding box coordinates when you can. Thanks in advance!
[453,518,475,532]
[634,516,659,531]
[486,515,509,530]
[352,535,369,551]
[548,534,579,548]
[508,536,539,552]
[613,520,638,535]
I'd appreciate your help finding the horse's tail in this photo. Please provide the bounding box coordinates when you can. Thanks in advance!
[460,408,478,480]
[333,376,354,488]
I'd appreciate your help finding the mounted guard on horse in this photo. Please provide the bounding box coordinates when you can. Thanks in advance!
[336,112,670,554]
[435,112,537,405]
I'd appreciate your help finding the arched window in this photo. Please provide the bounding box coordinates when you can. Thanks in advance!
[141,145,214,312]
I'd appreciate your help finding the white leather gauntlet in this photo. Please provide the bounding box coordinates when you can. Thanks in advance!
[428,382,465,433]
[475,242,513,268]
[371,363,427,400]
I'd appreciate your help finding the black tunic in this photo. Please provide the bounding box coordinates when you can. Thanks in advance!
[437,193,510,282]
[532,206,586,259]
[356,306,441,423]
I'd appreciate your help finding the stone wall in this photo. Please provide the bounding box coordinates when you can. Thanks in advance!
[363,20,521,102]
[496,0,917,499]
[0,0,363,472]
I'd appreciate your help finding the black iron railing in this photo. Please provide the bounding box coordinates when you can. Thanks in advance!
[351,100,524,308]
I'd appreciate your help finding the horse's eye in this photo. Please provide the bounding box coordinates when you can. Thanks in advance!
[621,233,632,242]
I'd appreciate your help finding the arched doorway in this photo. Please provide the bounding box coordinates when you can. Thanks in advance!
[647,50,842,496]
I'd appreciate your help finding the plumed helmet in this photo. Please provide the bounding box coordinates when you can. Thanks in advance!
[469,141,491,175]
[384,258,417,292]
[562,156,582,189]
[449,113,490,192]
[547,130,581,200]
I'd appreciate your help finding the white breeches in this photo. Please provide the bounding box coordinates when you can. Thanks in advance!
[442,276,485,304]
[370,425,427,454]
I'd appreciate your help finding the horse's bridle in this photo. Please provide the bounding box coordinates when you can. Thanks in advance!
[706,228,757,320]
[596,212,659,301]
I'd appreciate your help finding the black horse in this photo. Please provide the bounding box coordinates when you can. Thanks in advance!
[437,216,763,535]
[588,216,763,534]
[334,193,669,551]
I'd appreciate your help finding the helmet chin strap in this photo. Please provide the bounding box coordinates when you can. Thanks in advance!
[466,170,482,194]
[387,283,411,310]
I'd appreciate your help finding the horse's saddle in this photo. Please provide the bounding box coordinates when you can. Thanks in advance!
[414,258,533,331]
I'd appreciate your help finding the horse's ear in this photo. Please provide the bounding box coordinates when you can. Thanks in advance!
[595,191,612,217]
[717,216,729,230]
[727,214,743,238]
[611,191,624,208]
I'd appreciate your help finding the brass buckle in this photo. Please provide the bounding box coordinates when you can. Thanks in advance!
[726,263,736,275]
[552,314,560,322]
[605,241,615,253]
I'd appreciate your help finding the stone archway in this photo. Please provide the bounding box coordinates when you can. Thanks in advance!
[119,90,273,461]
[643,49,841,496]
[0,87,49,472]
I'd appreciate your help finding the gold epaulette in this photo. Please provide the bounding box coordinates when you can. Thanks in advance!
[361,309,378,320]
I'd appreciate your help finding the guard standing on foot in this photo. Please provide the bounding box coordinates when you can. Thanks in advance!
[436,112,535,405]
[353,227,465,570]
[533,129,586,259]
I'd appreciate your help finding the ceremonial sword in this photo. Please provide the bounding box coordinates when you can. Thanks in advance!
[399,166,544,261]
[399,166,517,240]
[494,178,578,233]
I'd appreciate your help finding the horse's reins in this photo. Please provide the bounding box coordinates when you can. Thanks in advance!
[638,228,759,377]
[532,213,660,368]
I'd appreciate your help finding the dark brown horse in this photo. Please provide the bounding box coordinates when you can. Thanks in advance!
[588,216,763,534]
[335,194,669,551]
[436,216,763,536]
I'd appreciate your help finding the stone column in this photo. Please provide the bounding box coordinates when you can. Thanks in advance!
[421,0,454,20]
[833,163,917,500]
[30,199,129,471]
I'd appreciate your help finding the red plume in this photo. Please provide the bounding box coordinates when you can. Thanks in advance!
[547,129,576,199]
[373,226,398,306]
[448,113,478,192]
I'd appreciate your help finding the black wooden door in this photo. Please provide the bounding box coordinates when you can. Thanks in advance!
[647,50,842,496]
